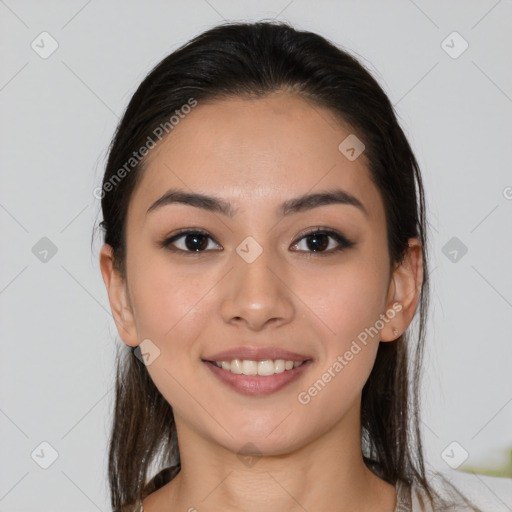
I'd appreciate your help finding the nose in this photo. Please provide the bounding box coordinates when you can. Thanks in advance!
[219,244,295,331]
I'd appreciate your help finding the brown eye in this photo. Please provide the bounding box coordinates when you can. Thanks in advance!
[290,228,355,254]
[305,232,329,251]
[162,230,221,253]
[183,233,208,251]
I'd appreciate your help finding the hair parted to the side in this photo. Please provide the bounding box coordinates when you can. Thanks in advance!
[97,20,480,512]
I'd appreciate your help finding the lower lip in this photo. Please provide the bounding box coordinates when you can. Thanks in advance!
[203,360,312,396]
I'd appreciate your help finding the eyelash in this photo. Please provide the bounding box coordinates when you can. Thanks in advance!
[160,227,355,257]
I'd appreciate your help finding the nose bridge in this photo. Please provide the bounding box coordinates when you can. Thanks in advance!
[220,237,294,328]
[236,241,275,291]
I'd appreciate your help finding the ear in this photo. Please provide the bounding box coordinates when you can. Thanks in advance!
[380,237,423,342]
[99,243,139,347]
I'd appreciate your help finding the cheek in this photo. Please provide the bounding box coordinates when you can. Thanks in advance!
[128,259,218,415]
[128,254,215,345]
[294,269,386,422]
[301,259,390,413]
[292,258,389,351]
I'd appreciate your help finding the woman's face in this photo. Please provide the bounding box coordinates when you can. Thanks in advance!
[103,91,416,457]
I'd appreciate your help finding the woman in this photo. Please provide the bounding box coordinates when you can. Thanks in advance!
[98,20,481,511]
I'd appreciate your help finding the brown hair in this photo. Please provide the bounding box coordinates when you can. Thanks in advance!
[97,20,480,512]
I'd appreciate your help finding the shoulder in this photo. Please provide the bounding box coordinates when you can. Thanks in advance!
[409,470,512,512]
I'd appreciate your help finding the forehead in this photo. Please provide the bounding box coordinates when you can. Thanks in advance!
[128,92,385,226]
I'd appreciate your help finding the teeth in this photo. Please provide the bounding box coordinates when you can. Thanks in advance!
[242,360,258,375]
[212,359,306,375]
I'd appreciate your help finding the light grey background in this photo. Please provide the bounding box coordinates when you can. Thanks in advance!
[1,1,511,511]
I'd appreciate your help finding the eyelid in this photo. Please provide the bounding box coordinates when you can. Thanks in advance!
[293,226,346,242]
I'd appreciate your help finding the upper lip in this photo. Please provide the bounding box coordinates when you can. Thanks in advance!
[203,346,312,362]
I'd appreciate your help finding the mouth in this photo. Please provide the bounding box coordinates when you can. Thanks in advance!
[202,358,313,396]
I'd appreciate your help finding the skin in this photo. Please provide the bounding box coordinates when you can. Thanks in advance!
[100,91,423,512]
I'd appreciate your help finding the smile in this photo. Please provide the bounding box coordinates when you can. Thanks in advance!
[203,359,312,396]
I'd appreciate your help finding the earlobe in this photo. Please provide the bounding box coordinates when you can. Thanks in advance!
[99,244,139,347]
[380,238,423,342]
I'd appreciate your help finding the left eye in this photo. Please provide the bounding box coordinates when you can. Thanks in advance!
[291,229,354,254]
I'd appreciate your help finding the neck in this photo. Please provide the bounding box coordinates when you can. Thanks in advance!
[157,403,396,512]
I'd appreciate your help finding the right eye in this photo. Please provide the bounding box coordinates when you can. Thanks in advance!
[161,229,222,254]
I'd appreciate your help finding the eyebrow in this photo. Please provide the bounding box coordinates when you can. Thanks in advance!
[146,187,368,217]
